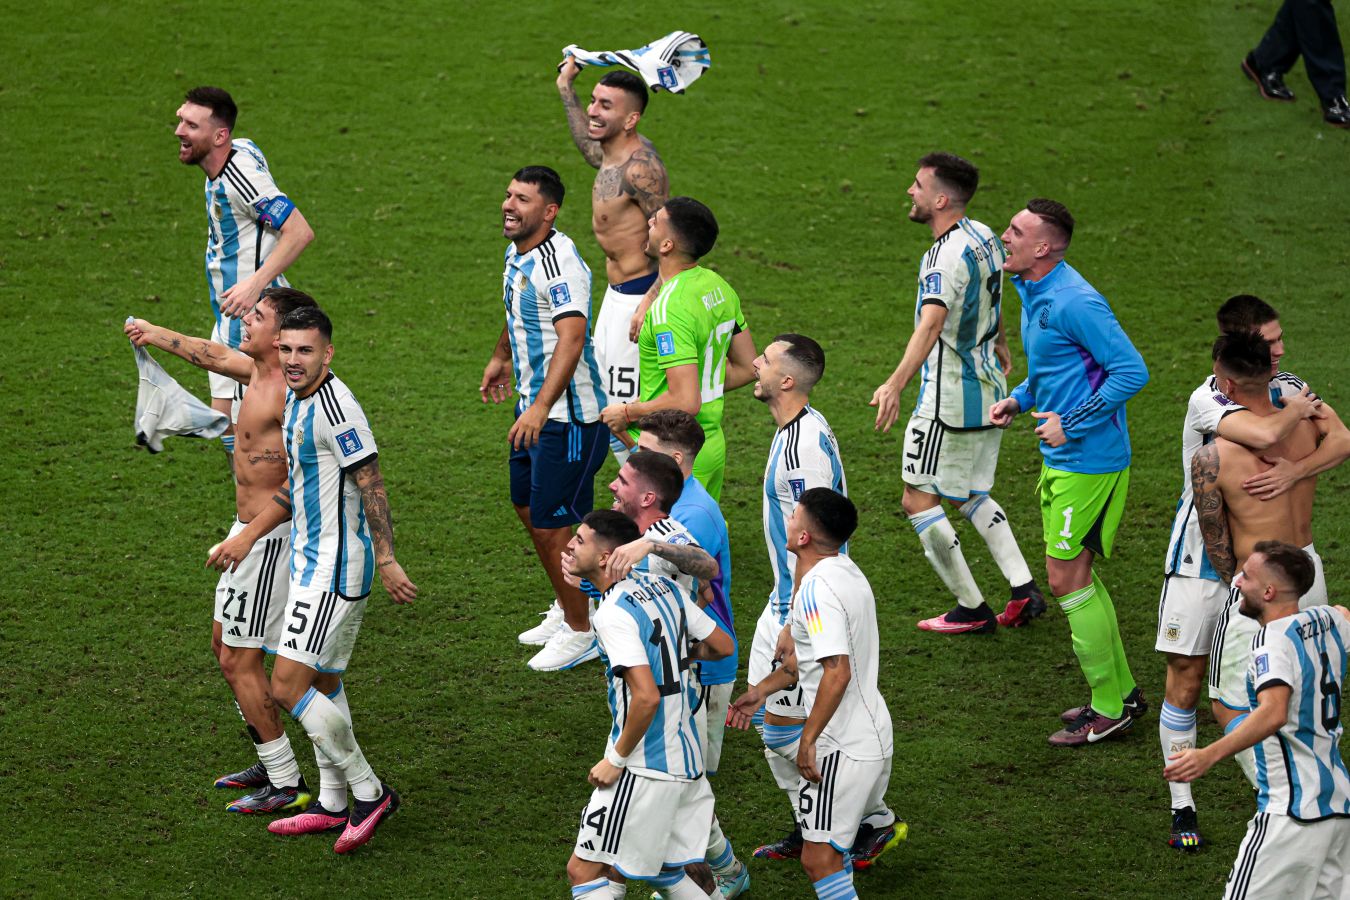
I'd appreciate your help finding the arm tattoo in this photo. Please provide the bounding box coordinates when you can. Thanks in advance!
[621,146,669,217]
[559,86,602,167]
[272,486,293,517]
[354,460,396,565]
[1191,444,1236,583]
[649,540,718,581]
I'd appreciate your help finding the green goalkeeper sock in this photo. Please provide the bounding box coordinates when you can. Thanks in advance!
[1092,570,1136,698]
[1058,582,1125,719]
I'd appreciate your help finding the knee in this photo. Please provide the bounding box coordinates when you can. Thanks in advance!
[799,842,843,883]
[565,855,601,887]
[216,646,254,684]
[270,673,309,712]
[901,488,938,517]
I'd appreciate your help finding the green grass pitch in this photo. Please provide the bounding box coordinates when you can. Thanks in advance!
[3,1,1348,896]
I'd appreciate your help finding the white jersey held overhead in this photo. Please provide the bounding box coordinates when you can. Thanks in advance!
[129,337,228,452]
[561,31,711,94]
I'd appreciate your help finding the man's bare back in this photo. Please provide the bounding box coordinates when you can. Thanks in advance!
[1193,416,1319,579]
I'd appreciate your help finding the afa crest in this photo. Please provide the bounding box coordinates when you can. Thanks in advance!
[1038,306,1051,329]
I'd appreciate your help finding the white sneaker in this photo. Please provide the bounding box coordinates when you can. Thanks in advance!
[528,623,600,671]
[518,600,564,646]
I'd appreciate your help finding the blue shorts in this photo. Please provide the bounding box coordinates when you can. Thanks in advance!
[509,418,608,529]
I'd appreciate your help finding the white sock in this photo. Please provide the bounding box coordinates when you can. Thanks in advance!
[662,874,714,899]
[569,877,610,898]
[256,734,301,789]
[706,817,737,874]
[608,881,626,899]
[292,686,381,802]
[315,682,351,810]
[764,746,800,817]
[1160,702,1197,810]
[959,495,1033,588]
[909,508,982,609]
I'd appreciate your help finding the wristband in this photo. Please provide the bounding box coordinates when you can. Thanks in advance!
[605,746,628,768]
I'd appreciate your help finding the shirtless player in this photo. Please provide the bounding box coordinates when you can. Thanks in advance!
[557,57,670,461]
[1192,332,1333,746]
[125,287,319,813]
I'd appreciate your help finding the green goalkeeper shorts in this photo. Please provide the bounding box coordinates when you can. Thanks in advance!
[1038,464,1130,561]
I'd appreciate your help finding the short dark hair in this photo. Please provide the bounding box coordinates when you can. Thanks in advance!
[918,152,979,205]
[1216,294,1280,334]
[773,333,826,391]
[260,287,318,321]
[636,410,706,459]
[512,165,565,207]
[184,86,237,131]
[598,70,649,113]
[280,306,332,341]
[797,488,857,549]
[663,197,719,260]
[1026,198,1074,247]
[1212,331,1271,385]
[624,450,685,513]
[581,509,642,552]
[1253,540,1315,597]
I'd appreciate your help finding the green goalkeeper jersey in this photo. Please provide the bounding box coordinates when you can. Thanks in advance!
[637,265,748,440]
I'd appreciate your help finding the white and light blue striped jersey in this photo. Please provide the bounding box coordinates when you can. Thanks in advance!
[792,556,892,760]
[1246,606,1350,821]
[763,405,847,624]
[202,139,295,347]
[913,217,1007,430]
[1164,371,1306,579]
[502,229,605,424]
[284,373,378,599]
[593,571,717,781]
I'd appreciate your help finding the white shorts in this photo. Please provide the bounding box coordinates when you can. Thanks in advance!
[693,680,734,776]
[901,415,1001,502]
[1223,811,1350,900]
[1155,574,1229,656]
[748,603,804,720]
[797,750,894,852]
[574,771,715,879]
[208,319,245,401]
[213,518,290,651]
[276,584,366,673]
[1209,544,1325,708]
[593,286,642,405]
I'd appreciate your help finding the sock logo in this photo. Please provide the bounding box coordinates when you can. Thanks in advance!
[989,510,1006,527]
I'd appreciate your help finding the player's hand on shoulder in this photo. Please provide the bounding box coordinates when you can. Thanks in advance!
[869,382,900,432]
[1285,386,1322,419]
[378,559,417,604]
[605,538,651,581]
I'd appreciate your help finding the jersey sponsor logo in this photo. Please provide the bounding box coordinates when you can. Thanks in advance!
[657,66,678,90]
[656,331,676,357]
[789,478,806,500]
[922,272,943,296]
[1038,307,1051,329]
[1255,653,1269,676]
[548,283,572,308]
[336,428,364,456]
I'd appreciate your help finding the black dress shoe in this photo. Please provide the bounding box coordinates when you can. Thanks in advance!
[1242,54,1295,101]
[1323,94,1350,128]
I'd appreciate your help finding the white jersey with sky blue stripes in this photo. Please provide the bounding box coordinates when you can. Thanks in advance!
[284,373,378,600]
[1164,372,1306,579]
[792,555,892,760]
[913,217,1007,431]
[593,571,717,781]
[202,139,294,348]
[1246,605,1350,822]
[762,405,846,625]
[502,229,605,424]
